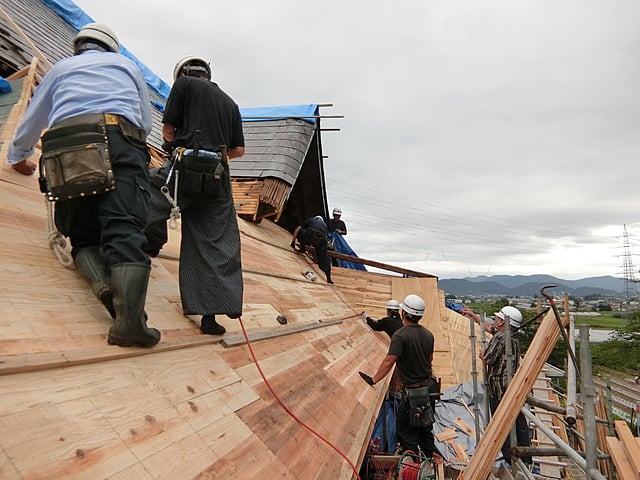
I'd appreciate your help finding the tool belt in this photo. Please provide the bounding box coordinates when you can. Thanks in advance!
[173,146,229,201]
[405,385,436,429]
[307,227,327,245]
[39,114,111,201]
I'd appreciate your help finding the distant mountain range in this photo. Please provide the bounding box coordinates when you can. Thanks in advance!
[438,274,626,297]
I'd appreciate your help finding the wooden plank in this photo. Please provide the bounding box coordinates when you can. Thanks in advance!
[0,335,224,376]
[614,419,640,475]
[454,417,475,437]
[462,309,564,479]
[606,437,636,480]
[221,318,344,347]
[435,427,458,442]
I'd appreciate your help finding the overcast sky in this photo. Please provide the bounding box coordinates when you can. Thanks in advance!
[72,0,640,280]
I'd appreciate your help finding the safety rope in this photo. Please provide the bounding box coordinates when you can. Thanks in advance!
[238,315,361,480]
[44,196,73,268]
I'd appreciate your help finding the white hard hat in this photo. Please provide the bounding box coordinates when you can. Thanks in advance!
[400,294,425,317]
[74,23,119,53]
[386,299,400,311]
[332,208,342,216]
[495,306,523,328]
[173,56,211,81]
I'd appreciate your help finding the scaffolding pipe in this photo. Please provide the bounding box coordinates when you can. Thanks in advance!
[468,315,481,444]
[520,408,607,480]
[526,395,609,424]
[604,376,615,436]
[566,313,577,425]
[479,311,489,422]
[504,311,517,450]
[579,324,598,476]
[513,446,610,460]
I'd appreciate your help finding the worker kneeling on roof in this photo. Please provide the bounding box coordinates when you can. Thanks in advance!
[7,23,159,348]
[290,215,333,284]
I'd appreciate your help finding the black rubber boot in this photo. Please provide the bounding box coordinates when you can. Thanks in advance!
[200,315,226,335]
[108,263,161,347]
[74,246,115,318]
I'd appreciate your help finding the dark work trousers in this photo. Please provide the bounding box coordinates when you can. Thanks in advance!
[54,125,151,268]
[489,394,532,464]
[396,385,438,457]
[299,229,331,276]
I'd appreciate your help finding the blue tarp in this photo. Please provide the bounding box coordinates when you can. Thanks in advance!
[0,76,11,93]
[445,300,465,313]
[369,397,400,454]
[330,232,367,271]
[240,104,318,124]
[41,1,323,121]
[41,0,171,100]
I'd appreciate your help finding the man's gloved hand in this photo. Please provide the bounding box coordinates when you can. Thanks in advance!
[361,312,368,321]
[161,140,174,156]
[359,371,375,386]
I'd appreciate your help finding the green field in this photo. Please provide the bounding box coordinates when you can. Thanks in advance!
[572,312,624,329]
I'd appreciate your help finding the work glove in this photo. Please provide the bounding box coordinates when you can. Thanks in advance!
[361,312,369,321]
[161,140,174,156]
[359,371,375,386]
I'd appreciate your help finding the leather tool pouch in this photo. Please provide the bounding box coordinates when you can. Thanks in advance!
[406,385,435,429]
[176,147,229,200]
[39,117,114,202]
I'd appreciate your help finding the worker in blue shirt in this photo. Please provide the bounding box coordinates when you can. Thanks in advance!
[7,23,159,348]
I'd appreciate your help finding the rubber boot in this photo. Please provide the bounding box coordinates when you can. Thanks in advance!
[200,315,226,335]
[74,246,115,318]
[108,263,161,347]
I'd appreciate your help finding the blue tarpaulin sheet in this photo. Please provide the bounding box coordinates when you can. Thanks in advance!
[369,398,399,454]
[240,104,318,124]
[0,76,11,93]
[41,0,171,100]
[330,232,367,271]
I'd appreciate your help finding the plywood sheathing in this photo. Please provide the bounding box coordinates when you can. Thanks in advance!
[390,277,485,389]
[0,120,481,479]
[0,171,395,478]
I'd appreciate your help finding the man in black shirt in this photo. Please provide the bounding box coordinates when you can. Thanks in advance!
[145,56,244,336]
[360,294,438,457]
[327,207,347,235]
[363,299,402,339]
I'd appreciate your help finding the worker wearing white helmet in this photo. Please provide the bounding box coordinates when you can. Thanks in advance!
[461,304,524,334]
[8,22,159,348]
[362,299,402,339]
[145,52,245,336]
[480,305,531,464]
[327,207,347,236]
[359,294,439,458]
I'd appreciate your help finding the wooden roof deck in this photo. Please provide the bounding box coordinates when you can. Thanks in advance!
[0,157,482,479]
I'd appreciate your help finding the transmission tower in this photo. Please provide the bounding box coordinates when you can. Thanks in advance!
[620,224,639,314]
